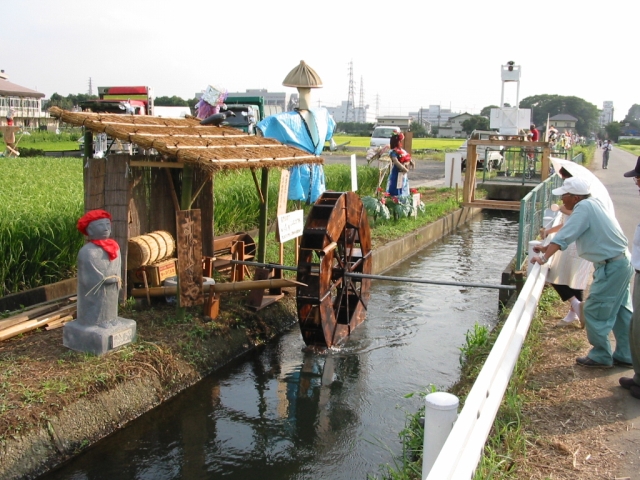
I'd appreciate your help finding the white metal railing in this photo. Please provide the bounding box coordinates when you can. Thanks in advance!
[424,213,560,479]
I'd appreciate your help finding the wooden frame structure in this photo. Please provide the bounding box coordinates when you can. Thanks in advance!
[462,138,550,211]
[49,107,321,307]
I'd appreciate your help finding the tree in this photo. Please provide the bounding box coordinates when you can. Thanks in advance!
[605,121,622,141]
[461,115,490,135]
[410,121,428,138]
[155,95,189,107]
[480,105,498,117]
[624,104,640,123]
[47,93,74,110]
[45,92,98,111]
[518,94,599,137]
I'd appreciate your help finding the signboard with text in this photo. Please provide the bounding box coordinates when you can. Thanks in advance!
[277,209,304,243]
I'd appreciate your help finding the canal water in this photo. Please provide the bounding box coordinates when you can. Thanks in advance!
[41,211,520,480]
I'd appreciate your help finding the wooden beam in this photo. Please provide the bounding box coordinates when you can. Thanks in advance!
[468,139,549,148]
[463,200,521,211]
[250,168,264,204]
[130,160,184,168]
[163,168,180,212]
[189,172,214,209]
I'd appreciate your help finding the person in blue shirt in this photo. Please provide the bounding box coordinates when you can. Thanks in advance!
[531,177,633,368]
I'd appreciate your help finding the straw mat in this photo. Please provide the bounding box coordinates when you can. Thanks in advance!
[49,107,322,171]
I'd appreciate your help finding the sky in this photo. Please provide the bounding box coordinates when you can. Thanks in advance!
[3,0,638,121]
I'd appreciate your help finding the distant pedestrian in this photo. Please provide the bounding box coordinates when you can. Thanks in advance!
[530,124,539,142]
[531,177,633,368]
[602,140,612,169]
[619,156,640,399]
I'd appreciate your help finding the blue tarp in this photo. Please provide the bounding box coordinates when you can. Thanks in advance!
[258,108,335,202]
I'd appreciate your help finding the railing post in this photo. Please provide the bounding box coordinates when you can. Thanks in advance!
[422,392,459,479]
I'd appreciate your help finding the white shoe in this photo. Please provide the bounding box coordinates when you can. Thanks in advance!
[556,310,579,327]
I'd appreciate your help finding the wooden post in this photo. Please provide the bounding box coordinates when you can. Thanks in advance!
[463,143,478,205]
[176,164,195,317]
[257,167,269,263]
[541,145,550,181]
[83,129,93,160]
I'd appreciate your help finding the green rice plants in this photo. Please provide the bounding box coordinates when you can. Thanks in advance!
[0,157,84,294]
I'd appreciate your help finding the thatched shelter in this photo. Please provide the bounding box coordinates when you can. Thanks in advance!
[49,107,322,306]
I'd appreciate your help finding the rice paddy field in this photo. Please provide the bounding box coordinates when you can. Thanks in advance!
[332,135,465,150]
[0,157,85,296]
[0,158,383,296]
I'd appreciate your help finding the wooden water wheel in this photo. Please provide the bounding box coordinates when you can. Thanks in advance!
[296,191,372,347]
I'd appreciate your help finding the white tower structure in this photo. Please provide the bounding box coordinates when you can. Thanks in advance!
[490,62,531,135]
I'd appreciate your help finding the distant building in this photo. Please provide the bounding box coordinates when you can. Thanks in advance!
[326,101,375,123]
[437,113,474,138]
[375,115,413,132]
[549,113,578,132]
[598,101,614,127]
[0,70,51,128]
[223,89,298,111]
[409,105,460,129]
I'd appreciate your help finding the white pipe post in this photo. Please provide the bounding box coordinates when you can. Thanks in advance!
[422,392,459,479]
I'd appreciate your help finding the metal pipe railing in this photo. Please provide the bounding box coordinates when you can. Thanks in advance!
[424,212,562,479]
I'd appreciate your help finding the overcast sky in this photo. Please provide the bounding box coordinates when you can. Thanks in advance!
[3,0,637,120]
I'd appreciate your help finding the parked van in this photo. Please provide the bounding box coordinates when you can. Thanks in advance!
[370,126,401,148]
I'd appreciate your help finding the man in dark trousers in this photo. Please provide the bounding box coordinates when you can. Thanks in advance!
[619,156,640,399]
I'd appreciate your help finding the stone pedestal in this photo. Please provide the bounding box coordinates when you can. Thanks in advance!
[63,317,137,356]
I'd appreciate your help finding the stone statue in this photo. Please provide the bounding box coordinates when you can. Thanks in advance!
[63,210,136,355]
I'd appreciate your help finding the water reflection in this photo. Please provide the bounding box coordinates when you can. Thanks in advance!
[41,211,519,480]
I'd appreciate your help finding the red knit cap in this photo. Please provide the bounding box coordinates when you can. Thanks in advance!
[77,209,112,235]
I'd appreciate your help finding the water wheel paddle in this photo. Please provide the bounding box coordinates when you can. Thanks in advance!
[296,191,372,347]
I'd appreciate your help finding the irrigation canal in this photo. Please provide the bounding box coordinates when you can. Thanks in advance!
[40,210,520,480]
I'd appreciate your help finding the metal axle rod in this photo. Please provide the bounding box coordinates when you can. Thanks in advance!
[346,272,516,291]
[231,260,516,291]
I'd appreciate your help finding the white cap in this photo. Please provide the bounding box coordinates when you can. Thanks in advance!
[552,177,591,196]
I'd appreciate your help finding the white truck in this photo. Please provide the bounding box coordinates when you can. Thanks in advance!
[458,130,504,171]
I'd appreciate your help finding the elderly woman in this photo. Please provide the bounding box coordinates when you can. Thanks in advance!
[386,132,414,197]
[543,158,616,326]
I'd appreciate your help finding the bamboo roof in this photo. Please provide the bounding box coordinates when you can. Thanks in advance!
[49,106,322,172]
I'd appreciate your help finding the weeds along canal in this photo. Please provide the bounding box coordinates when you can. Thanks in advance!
[40,210,520,480]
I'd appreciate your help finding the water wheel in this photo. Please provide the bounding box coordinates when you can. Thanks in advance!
[296,191,372,348]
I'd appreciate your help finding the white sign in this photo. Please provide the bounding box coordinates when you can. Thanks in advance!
[277,169,290,216]
[277,209,304,243]
[350,154,358,192]
[412,193,420,218]
[110,328,134,349]
[444,153,462,188]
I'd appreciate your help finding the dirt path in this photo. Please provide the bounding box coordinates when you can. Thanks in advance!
[322,152,447,188]
[519,147,640,479]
